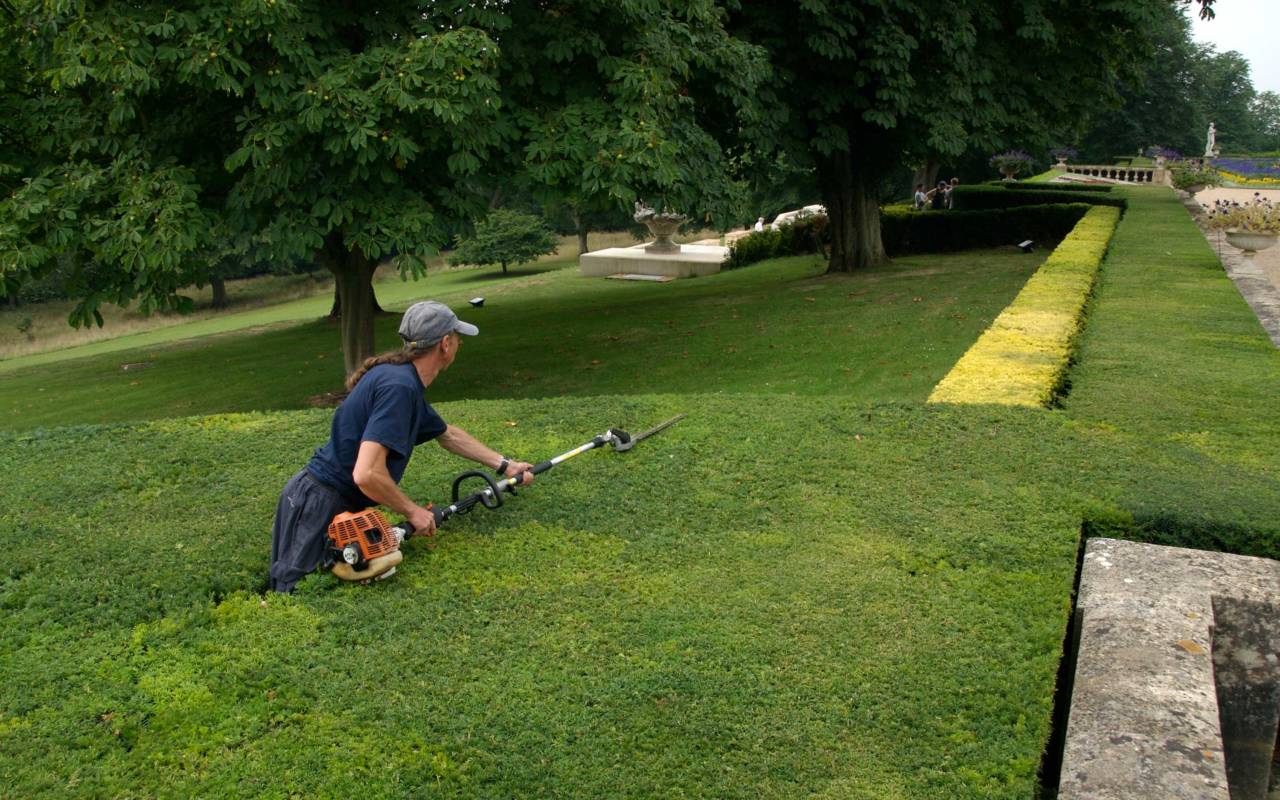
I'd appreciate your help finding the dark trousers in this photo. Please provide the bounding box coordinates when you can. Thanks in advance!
[269,469,347,593]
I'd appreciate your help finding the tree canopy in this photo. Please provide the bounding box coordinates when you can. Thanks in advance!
[1076,4,1277,160]
[727,0,1174,272]
[0,1,766,372]
[0,0,1243,370]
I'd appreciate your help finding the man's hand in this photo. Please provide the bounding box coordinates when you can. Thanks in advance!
[407,505,437,537]
[505,460,535,486]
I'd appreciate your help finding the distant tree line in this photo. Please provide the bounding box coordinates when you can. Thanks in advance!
[1076,5,1280,160]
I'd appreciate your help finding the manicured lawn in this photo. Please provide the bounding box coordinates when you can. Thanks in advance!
[0,248,1047,429]
[0,395,1094,800]
[1063,186,1280,555]
[2,188,1278,798]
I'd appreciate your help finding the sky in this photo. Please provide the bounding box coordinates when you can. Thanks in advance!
[1190,0,1280,95]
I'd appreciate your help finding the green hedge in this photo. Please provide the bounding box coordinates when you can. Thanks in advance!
[928,205,1122,407]
[988,182,1115,193]
[730,204,1094,263]
[882,204,1089,256]
[724,215,828,269]
[952,186,1126,211]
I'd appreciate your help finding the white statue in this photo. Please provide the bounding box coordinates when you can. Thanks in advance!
[1205,122,1216,159]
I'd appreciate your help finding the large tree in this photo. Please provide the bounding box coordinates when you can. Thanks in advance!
[727,0,1193,273]
[0,1,765,373]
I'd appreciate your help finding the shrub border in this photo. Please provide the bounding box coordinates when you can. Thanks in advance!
[927,205,1122,407]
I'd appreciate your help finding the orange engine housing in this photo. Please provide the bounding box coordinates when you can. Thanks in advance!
[327,509,400,562]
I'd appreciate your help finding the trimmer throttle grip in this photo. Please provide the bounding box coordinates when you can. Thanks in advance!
[531,460,555,475]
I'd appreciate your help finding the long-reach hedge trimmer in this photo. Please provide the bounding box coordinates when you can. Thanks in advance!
[327,415,685,583]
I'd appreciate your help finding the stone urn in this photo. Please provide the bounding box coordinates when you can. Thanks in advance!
[634,202,687,254]
[1055,156,1068,168]
[1224,230,1278,260]
[1183,183,1206,199]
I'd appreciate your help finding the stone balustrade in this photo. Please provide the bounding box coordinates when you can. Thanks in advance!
[1063,164,1169,185]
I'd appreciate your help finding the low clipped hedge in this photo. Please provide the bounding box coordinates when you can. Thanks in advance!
[989,182,1115,193]
[724,215,828,269]
[952,185,1126,211]
[882,203,1089,256]
[729,204,1091,263]
[928,205,1122,407]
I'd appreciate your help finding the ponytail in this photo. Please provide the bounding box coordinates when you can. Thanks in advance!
[345,345,433,391]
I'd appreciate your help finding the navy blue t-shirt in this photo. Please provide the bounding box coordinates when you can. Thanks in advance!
[307,363,448,509]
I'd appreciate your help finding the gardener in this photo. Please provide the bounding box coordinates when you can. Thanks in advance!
[268,300,533,592]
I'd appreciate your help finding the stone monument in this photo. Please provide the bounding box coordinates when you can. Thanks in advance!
[633,201,687,254]
[1205,122,1217,159]
[578,200,728,279]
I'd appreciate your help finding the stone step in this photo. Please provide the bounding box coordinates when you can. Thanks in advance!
[1058,538,1280,800]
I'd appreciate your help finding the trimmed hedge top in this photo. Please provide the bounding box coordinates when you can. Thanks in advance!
[953,185,1126,210]
[881,203,1089,256]
[928,205,1122,407]
[993,182,1115,193]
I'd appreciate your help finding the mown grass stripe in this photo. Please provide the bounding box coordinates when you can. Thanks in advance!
[928,206,1122,407]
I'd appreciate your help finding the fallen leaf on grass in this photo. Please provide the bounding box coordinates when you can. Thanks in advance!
[505,421,518,427]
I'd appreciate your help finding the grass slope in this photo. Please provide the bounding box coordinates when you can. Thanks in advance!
[3,191,1279,798]
[1,397,1092,800]
[0,248,1047,430]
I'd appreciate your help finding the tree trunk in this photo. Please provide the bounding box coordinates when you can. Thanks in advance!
[819,149,885,272]
[328,272,384,318]
[912,160,941,193]
[210,276,228,309]
[501,260,508,274]
[324,233,380,375]
[572,210,590,254]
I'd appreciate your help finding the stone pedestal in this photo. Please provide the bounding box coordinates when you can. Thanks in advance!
[579,243,728,279]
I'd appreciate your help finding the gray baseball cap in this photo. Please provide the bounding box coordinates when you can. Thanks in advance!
[398,300,479,348]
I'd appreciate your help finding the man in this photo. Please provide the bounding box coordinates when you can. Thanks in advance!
[269,300,532,592]
[913,183,929,210]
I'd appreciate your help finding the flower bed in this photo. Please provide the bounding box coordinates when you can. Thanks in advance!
[1210,157,1280,187]
[928,205,1122,407]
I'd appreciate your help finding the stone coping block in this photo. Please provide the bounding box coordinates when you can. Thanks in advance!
[579,244,728,279]
[1058,538,1280,800]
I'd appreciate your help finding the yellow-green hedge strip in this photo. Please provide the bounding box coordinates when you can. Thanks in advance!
[928,205,1121,407]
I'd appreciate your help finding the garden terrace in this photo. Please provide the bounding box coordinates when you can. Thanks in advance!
[2,186,1279,798]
